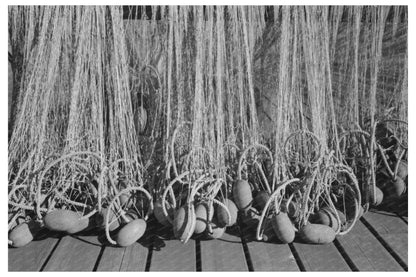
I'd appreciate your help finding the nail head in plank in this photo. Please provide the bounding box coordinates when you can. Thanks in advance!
[9,236,60,271]
[337,220,404,271]
[363,211,408,265]
[150,237,196,271]
[200,232,248,271]
[245,240,299,271]
[292,241,351,271]
[43,235,102,271]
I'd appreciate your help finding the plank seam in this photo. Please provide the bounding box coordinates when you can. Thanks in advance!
[395,213,408,224]
[360,217,408,271]
[333,239,359,271]
[236,222,254,271]
[118,247,127,271]
[92,245,106,271]
[240,235,254,271]
[288,243,306,272]
[195,240,202,271]
[39,237,62,272]
[144,240,153,271]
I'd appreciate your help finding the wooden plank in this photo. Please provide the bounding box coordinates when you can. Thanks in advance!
[95,246,124,271]
[245,240,299,271]
[43,235,102,271]
[150,237,196,271]
[337,220,404,271]
[200,231,248,271]
[97,242,148,271]
[363,210,408,266]
[364,210,408,234]
[240,222,299,271]
[292,241,351,271]
[119,243,148,271]
[8,234,60,271]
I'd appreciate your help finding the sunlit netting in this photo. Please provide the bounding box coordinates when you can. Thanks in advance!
[8,6,407,248]
[332,6,407,211]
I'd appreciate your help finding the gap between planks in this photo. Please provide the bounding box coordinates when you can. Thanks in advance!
[361,211,408,271]
[239,222,300,271]
[335,211,406,271]
[9,231,61,272]
[8,210,408,272]
[42,235,102,271]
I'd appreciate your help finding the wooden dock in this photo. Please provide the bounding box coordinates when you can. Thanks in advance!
[8,209,408,272]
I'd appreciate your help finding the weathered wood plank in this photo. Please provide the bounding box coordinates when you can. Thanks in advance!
[150,238,196,271]
[97,242,147,271]
[337,219,404,271]
[292,241,351,271]
[200,231,248,271]
[8,234,60,271]
[363,210,408,266]
[245,241,299,271]
[43,235,102,271]
[240,221,299,271]
[95,246,124,271]
[119,243,148,271]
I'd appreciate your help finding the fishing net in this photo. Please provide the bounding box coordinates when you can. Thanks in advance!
[8,5,407,247]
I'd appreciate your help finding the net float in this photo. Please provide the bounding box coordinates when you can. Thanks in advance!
[173,204,196,243]
[299,223,336,244]
[153,199,174,226]
[216,199,238,227]
[8,220,41,248]
[194,202,213,234]
[233,179,253,212]
[396,161,407,180]
[271,212,295,244]
[254,191,270,212]
[43,209,88,234]
[116,219,147,247]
